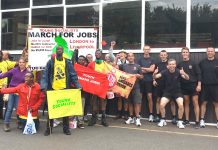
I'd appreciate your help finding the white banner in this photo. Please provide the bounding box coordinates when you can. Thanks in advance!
[28,28,98,70]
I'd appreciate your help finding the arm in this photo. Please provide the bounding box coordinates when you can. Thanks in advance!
[153,73,162,80]
[195,64,202,92]
[30,91,45,112]
[180,68,189,80]
[135,66,144,79]
[141,64,155,73]
[0,85,20,94]
[68,60,81,89]
[108,41,116,63]
[71,49,79,64]
[40,60,51,91]
[0,69,13,79]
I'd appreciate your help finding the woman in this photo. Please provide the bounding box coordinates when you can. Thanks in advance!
[0,57,30,132]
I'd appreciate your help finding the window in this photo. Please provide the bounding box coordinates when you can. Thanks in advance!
[1,11,28,50]
[191,0,218,48]
[66,0,99,5]
[103,1,141,50]
[145,0,186,48]
[1,0,29,9]
[32,7,63,26]
[67,6,99,26]
[33,0,62,6]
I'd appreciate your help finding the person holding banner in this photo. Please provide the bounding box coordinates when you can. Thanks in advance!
[0,72,44,132]
[120,52,143,126]
[41,46,81,136]
[88,49,109,127]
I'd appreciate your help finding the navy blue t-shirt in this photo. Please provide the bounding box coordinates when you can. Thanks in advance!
[138,57,155,82]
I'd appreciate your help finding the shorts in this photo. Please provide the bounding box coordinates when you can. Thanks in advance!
[154,86,164,98]
[140,81,153,94]
[201,84,218,102]
[181,82,199,96]
[162,92,183,101]
[128,89,142,104]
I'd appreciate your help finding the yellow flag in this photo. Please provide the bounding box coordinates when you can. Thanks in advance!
[47,89,83,119]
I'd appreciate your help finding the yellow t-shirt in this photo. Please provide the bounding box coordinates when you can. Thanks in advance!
[95,62,105,73]
[52,58,66,90]
[0,60,16,88]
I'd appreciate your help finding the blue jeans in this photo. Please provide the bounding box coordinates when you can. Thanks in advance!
[4,94,20,123]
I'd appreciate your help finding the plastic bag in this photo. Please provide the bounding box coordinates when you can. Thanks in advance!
[3,94,9,102]
[23,111,37,135]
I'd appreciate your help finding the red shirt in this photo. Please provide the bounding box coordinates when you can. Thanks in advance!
[1,83,45,118]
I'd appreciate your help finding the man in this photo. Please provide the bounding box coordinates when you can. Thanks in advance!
[0,72,44,132]
[41,46,81,136]
[153,50,177,124]
[199,47,218,128]
[178,47,201,128]
[86,54,93,64]
[120,52,143,126]
[153,59,189,129]
[138,45,155,122]
[0,50,16,119]
[88,50,109,127]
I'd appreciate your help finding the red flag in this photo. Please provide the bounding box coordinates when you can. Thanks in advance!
[74,64,109,99]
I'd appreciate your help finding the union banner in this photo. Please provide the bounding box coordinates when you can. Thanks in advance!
[47,89,83,119]
[103,62,136,98]
[74,63,109,99]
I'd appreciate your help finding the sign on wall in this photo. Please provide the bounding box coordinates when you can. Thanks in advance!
[28,27,98,70]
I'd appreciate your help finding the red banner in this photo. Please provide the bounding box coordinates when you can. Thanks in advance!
[74,63,109,99]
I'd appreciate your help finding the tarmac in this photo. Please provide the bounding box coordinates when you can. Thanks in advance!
[0,114,218,150]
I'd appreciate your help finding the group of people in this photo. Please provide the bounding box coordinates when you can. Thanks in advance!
[0,43,217,136]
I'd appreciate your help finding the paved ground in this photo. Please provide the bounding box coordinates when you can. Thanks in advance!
[0,115,218,150]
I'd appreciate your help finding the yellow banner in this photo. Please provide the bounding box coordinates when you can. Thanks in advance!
[47,89,83,119]
[103,62,136,98]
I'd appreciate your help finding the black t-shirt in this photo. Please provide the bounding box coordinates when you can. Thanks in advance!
[119,63,142,90]
[138,57,155,82]
[161,69,182,93]
[155,61,167,87]
[199,58,218,85]
[177,60,201,84]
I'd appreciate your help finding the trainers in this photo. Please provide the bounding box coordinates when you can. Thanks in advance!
[4,123,10,132]
[63,129,71,135]
[200,119,205,128]
[154,115,160,123]
[158,119,167,127]
[135,118,141,127]
[194,122,200,129]
[177,121,185,129]
[172,116,177,125]
[183,120,190,125]
[77,123,85,129]
[125,117,135,124]
[148,114,154,122]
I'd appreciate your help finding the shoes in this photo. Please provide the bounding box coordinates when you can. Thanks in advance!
[101,120,109,127]
[77,123,85,129]
[4,123,10,132]
[183,120,190,125]
[200,119,205,128]
[154,115,160,123]
[135,118,141,127]
[44,129,52,136]
[177,121,185,129]
[125,117,135,124]
[148,114,154,122]
[194,122,200,129]
[158,119,167,127]
[88,115,97,126]
[172,116,177,125]
[63,129,71,135]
